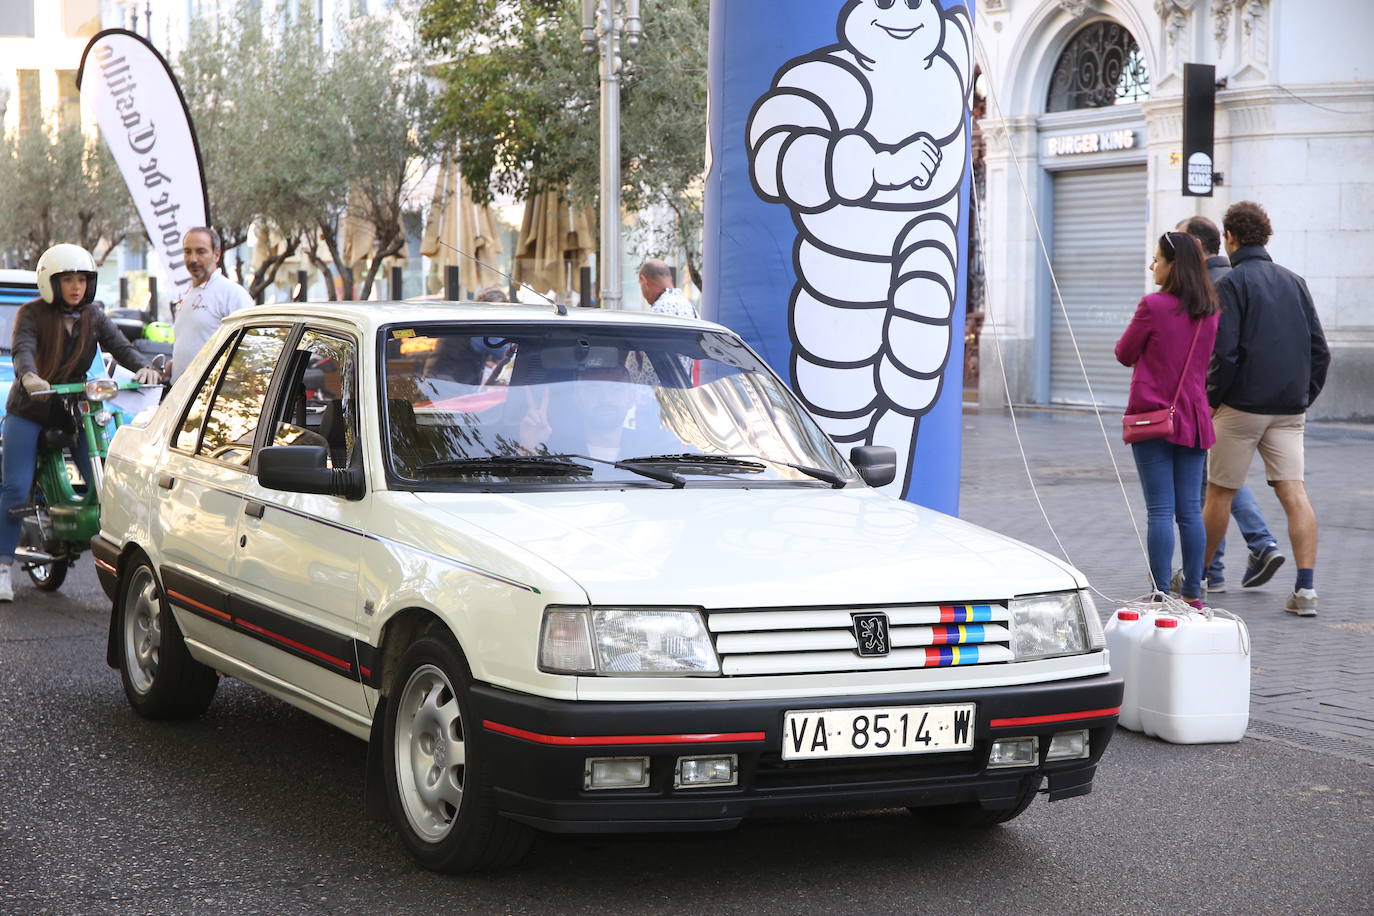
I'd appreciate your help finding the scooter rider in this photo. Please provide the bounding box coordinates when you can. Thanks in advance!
[0,244,161,602]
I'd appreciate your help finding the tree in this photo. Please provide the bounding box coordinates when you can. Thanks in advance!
[175,9,434,302]
[330,21,437,300]
[0,121,136,268]
[419,0,709,286]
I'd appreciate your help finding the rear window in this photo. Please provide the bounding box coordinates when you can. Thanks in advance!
[0,278,38,353]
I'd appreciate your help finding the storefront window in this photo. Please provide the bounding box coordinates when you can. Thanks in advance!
[1046,21,1150,112]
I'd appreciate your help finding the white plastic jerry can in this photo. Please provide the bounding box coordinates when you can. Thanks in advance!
[1136,613,1251,744]
[1105,608,1151,732]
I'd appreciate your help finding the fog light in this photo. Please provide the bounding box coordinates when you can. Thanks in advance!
[988,736,1038,768]
[1046,729,1090,761]
[584,756,650,790]
[675,755,737,789]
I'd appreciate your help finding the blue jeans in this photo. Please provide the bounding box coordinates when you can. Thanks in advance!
[1131,439,1207,598]
[0,413,92,563]
[1205,482,1277,580]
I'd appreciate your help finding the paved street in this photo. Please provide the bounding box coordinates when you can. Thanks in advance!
[0,407,1371,914]
[960,406,1374,764]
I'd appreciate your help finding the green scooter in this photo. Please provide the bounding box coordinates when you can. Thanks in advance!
[9,377,146,591]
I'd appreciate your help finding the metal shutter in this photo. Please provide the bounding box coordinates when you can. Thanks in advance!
[1049,166,1147,407]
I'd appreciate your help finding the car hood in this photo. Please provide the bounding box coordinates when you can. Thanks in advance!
[413,486,1083,607]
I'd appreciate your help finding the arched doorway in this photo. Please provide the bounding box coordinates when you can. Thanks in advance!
[1042,19,1151,408]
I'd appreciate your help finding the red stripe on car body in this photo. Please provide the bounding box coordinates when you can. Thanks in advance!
[483,721,767,746]
[989,707,1120,728]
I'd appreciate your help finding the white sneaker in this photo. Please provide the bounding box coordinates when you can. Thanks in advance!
[0,566,13,602]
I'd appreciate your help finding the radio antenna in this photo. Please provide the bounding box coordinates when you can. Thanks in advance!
[434,238,568,316]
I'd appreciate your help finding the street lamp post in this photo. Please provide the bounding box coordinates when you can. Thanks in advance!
[581,0,641,310]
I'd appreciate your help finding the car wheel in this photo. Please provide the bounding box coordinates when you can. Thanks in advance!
[909,775,1041,828]
[383,633,534,873]
[118,556,218,719]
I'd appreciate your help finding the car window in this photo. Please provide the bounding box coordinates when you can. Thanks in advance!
[381,324,852,488]
[172,339,236,453]
[0,304,22,354]
[268,329,359,471]
[196,326,291,467]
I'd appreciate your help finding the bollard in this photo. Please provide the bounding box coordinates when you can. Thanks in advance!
[445,265,460,301]
[147,276,158,320]
[295,270,308,302]
[391,265,403,300]
[343,267,354,301]
[580,266,594,307]
[119,276,128,309]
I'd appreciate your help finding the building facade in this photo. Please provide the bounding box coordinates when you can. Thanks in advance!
[976,0,1374,420]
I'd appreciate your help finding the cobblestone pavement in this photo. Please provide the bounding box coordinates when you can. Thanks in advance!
[959,407,1374,764]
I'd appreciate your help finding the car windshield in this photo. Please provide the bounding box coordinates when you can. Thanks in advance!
[381,323,854,488]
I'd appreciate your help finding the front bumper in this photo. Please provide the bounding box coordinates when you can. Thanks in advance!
[471,672,1122,833]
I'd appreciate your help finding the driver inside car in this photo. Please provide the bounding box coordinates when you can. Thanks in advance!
[519,365,681,463]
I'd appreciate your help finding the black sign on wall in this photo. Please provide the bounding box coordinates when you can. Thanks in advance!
[1182,63,1216,197]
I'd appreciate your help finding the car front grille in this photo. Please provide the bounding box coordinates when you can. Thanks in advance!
[707,603,1014,675]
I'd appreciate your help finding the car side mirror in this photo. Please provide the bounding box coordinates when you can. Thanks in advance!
[849,445,897,488]
[257,445,364,500]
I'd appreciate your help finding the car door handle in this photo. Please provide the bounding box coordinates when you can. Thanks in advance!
[244,501,265,519]
[157,474,175,490]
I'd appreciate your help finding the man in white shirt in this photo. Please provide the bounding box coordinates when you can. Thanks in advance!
[638,259,698,318]
[170,226,254,381]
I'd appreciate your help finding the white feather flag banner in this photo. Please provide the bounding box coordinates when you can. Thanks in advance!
[78,29,209,301]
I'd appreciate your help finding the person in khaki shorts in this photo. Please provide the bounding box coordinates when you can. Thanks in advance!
[1203,202,1329,616]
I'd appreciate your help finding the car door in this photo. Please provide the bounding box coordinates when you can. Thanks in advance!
[154,325,291,659]
[232,327,371,720]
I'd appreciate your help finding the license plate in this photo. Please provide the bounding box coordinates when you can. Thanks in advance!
[781,703,976,760]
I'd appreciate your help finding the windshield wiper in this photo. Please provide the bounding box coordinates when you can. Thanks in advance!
[623,453,847,488]
[413,455,594,477]
[545,453,685,488]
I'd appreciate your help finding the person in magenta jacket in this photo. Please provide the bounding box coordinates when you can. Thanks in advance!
[1115,231,1220,607]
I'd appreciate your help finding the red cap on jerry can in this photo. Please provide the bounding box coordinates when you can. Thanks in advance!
[1117,610,1140,621]
[1155,617,1180,628]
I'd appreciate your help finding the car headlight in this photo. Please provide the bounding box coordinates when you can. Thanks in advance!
[539,606,720,676]
[1010,590,1104,661]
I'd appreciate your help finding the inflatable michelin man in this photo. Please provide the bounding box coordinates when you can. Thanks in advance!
[747,0,973,496]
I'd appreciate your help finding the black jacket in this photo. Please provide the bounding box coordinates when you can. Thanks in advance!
[1205,254,1231,287]
[6,299,149,426]
[1207,246,1329,414]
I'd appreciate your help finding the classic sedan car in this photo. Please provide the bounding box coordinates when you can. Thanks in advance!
[96,301,1121,872]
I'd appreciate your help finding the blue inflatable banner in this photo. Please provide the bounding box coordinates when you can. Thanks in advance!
[703,0,974,515]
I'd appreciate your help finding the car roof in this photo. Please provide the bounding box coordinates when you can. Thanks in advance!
[0,269,38,306]
[227,299,723,333]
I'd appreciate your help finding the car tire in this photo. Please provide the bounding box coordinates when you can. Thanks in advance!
[909,775,1041,828]
[382,633,534,873]
[117,555,218,719]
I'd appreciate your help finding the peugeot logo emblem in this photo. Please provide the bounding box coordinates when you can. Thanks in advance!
[851,612,890,657]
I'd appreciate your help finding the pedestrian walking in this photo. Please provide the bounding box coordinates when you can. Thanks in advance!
[1116,231,1220,608]
[1203,201,1329,617]
[637,259,698,318]
[1174,216,1285,593]
[169,227,253,382]
[0,244,161,601]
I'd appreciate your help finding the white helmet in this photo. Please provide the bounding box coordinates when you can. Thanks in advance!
[35,243,98,306]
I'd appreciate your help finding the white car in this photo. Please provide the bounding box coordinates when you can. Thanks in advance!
[95,301,1121,872]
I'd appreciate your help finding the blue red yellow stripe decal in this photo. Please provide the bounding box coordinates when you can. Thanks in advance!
[922,645,981,666]
[938,604,995,623]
